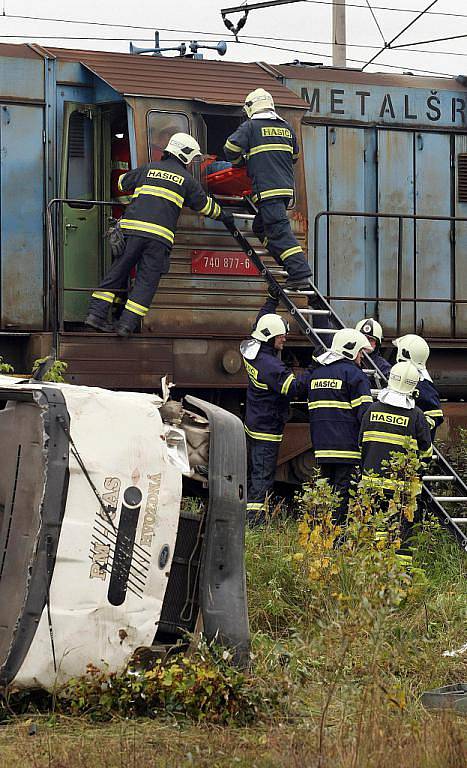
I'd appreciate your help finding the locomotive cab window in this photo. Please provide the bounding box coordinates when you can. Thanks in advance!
[147,111,189,161]
[200,112,249,208]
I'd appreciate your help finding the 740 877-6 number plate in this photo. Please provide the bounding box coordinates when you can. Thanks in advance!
[191,250,260,276]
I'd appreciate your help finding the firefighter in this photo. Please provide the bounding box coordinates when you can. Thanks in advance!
[306,329,373,525]
[85,133,234,336]
[392,334,444,440]
[355,317,391,377]
[358,361,432,572]
[223,88,312,291]
[241,294,308,525]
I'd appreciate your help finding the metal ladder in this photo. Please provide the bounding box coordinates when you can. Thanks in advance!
[225,209,467,551]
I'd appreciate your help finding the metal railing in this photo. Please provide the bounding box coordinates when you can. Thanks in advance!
[313,210,467,337]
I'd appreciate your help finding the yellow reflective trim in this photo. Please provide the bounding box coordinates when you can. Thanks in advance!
[361,431,418,449]
[247,502,264,511]
[245,426,283,442]
[249,377,268,390]
[120,219,174,244]
[308,400,352,410]
[225,139,243,153]
[292,152,299,159]
[112,160,129,170]
[281,373,295,395]
[117,173,127,191]
[351,395,373,408]
[424,409,443,418]
[92,291,115,304]
[212,202,221,219]
[315,449,361,459]
[132,185,184,208]
[419,446,433,459]
[247,144,294,158]
[112,195,133,204]
[199,198,213,216]
[259,188,294,200]
[279,246,302,261]
[125,299,149,317]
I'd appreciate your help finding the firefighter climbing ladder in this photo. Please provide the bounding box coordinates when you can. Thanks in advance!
[226,209,467,552]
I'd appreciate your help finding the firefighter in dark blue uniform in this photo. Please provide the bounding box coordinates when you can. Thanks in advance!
[355,317,392,378]
[306,328,373,525]
[359,361,432,572]
[85,133,233,336]
[392,334,444,440]
[224,88,311,290]
[241,296,308,525]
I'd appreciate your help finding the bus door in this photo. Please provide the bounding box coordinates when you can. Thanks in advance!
[60,103,105,322]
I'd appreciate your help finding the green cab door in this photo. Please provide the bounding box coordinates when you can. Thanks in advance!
[60,104,107,322]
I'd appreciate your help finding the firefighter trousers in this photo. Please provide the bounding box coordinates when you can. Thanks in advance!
[252,198,311,282]
[88,235,170,331]
[246,436,281,526]
[318,463,359,526]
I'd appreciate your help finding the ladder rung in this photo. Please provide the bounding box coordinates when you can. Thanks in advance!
[283,289,316,296]
[269,270,288,275]
[450,518,467,524]
[312,328,338,334]
[232,212,255,220]
[433,497,467,502]
[363,368,377,374]
[423,475,455,481]
[297,309,331,315]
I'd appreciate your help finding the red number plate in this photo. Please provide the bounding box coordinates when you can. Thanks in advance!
[191,250,260,276]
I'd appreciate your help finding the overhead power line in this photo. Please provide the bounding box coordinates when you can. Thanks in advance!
[361,0,439,71]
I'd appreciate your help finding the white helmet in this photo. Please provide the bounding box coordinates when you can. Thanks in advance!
[393,334,430,368]
[355,318,383,345]
[251,313,289,343]
[164,132,202,165]
[244,88,275,118]
[331,328,372,360]
[388,361,420,395]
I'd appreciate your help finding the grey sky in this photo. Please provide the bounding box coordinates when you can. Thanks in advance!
[1,1,467,79]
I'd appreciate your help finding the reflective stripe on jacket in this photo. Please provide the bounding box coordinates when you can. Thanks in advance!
[306,359,373,463]
[224,118,299,204]
[359,401,432,482]
[118,156,221,247]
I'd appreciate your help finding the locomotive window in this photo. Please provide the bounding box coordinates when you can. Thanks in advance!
[66,111,94,200]
[201,113,249,205]
[147,111,189,161]
[458,154,467,203]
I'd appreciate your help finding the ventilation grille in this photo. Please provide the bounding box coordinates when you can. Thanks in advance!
[68,113,85,158]
[458,154,467,203]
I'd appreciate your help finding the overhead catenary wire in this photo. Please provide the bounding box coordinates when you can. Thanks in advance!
[361,0,439,71]
[365,0,386,46]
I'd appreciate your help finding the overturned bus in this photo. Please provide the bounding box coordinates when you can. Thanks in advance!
[0,376,248,691]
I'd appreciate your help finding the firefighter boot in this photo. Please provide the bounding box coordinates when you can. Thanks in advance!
[84,313,116,333]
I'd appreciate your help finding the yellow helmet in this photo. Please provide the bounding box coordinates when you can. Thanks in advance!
[251,313,289,343]
[244,88,275,118]
[388,361,420,394]
[355,318,383,345]
[164,132,202,165]
[393,334,430,368]
[331,329,372,360]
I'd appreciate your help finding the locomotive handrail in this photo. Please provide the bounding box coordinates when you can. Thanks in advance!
[313,210,467,337]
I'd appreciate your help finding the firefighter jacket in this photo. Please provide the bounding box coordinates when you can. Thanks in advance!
[369,349,392,377]
[118,156,221,247]
[415,379,444,439]
[224,117,299,205]
[242,298,307,442]
[359,401,432,484]
[306,360,373,463]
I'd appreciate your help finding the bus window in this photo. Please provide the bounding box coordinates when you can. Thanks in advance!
[147,111,189,161]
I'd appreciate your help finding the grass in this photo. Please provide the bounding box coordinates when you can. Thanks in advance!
[1,504,466,767]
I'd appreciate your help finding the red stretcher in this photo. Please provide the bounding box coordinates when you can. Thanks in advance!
[207,166,252,197]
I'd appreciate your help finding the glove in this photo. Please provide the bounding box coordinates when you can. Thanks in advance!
[267,283,281,301]
[219,210,235,229]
